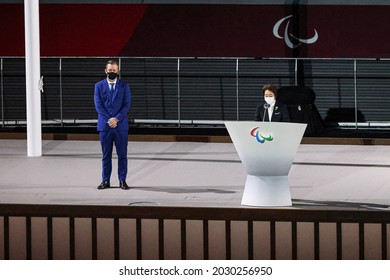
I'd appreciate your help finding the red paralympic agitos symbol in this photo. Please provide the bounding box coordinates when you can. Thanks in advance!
[250,127,273,143]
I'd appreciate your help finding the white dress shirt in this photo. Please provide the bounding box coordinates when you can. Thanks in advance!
[107,78,117,91]
[267,102,276,121]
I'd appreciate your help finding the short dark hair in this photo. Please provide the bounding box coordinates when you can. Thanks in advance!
[106,59,119,68]
[262,84,278,97]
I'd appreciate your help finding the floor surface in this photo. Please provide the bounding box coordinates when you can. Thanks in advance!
[1,139,390,210]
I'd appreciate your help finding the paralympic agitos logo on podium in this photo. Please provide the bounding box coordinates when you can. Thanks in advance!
[250,127,273,143]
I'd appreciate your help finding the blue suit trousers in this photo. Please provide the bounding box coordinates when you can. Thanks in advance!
[99,129,128,182]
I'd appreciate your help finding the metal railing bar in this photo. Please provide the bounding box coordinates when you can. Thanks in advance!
[359,222,365,260]
[314,222,320,260]
[4,215,9,260]
[236,59,239,121]
[26,216,32,260]
[114,218,120,260]
[248,220,253,260]
[270,221,276,260]
[292,221,297,260]
[136,218,142,260]
[92,218,97,260]
[47,217,53,260]
[203,220,209,260]
[336,222,342,260]
[1,56,383,61]
[354,59,358,129]
[177,58,181,129]
[294,59,298,85]
[59,58,63,127]
[158,219,164,260]
[225,220,231,260]
[181,219,186,260]
[382,223,387,260]
[1,57,4,128]
[5,119,390,128]
[69,217,75,260]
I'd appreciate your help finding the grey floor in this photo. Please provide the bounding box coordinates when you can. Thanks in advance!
[1,139,390,210]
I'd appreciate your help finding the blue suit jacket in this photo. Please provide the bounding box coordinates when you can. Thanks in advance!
[94,79,131,131]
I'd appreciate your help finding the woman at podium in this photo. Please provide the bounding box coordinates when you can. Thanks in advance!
[254,84,290,122]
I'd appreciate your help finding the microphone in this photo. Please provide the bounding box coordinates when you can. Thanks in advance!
[263,103,270,122]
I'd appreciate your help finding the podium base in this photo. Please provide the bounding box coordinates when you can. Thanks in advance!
[241,175,292,207]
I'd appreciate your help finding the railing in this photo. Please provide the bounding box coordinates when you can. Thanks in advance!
[1,203,389,260]
[1,57,390,131]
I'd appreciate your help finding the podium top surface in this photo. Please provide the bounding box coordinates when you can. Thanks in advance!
[224,121,307,176]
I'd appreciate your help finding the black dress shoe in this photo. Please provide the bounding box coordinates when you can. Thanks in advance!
[97,181,110,190]
[119,180,129,190]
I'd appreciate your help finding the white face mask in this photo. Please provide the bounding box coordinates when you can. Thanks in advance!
[264,96,275,105]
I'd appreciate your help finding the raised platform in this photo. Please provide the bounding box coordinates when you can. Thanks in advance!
[1,139,390,210]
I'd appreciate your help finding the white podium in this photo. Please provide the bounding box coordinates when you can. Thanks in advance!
[225,121,306,207]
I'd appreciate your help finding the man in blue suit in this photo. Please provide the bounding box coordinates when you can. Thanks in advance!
[94,59,131,190]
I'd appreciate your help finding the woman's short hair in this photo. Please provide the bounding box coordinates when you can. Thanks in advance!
[262,84,278,97]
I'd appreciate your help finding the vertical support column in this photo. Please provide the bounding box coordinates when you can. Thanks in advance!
[294,59,298,85]
[59,58,63,127]
[177,58,181,128]
[25,0,42,156]
[236,58,239,121]
[1,58,4,127]
[354,59,358,130]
